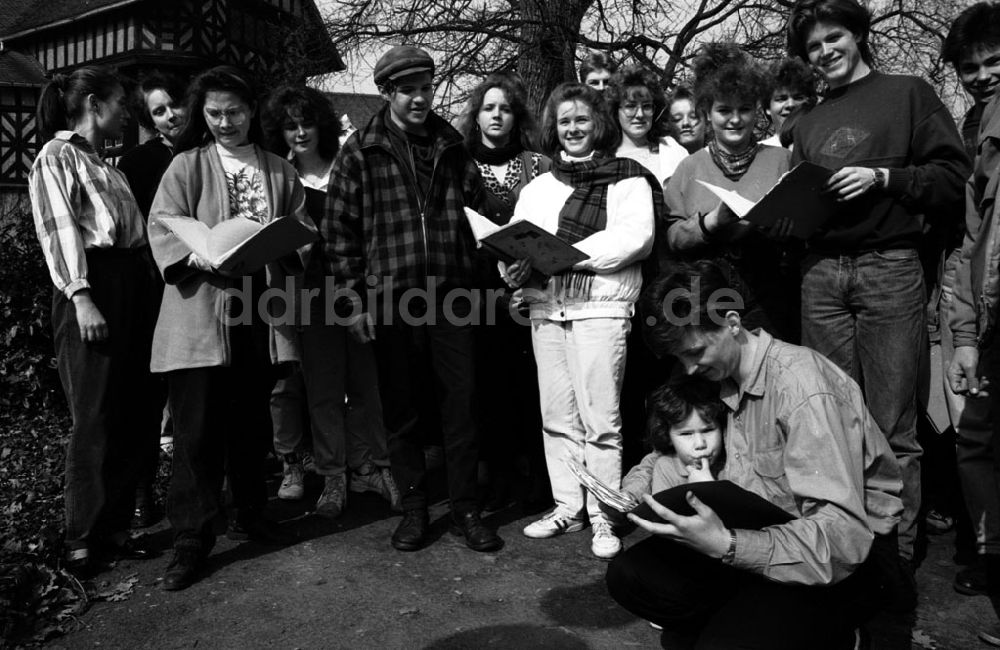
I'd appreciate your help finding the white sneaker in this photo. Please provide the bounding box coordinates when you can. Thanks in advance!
[278,462,305,500]
[591,519,621,559]
[350,464,402,512]
[522,511,587,539]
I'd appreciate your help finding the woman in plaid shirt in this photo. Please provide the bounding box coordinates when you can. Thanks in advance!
[29,65,161,577]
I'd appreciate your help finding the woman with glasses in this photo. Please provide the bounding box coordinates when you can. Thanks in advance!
[605,65,681,471]
[607,65,689,189]
[147,65,313,591]
[664,43,799,341]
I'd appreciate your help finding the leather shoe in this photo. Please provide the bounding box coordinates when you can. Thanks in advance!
[226,517,295,546]
[65,548,98,579]
[131,499,163,529]
[955,564,988,596]
[391,509,429,551]
[102,537,160,561]
[161,550,203,591]
[450,511,503,552]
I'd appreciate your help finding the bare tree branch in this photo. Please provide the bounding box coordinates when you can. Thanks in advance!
[320,0,964,118]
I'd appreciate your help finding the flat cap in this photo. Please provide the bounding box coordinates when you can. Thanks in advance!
[373,45,435,86]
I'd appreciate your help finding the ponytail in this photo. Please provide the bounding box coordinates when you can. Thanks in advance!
[36,66,122,142]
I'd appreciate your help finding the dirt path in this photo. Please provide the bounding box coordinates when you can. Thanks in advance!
[43,491,993,650]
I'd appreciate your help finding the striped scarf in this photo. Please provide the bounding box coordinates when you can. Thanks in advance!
[551,155,651,299]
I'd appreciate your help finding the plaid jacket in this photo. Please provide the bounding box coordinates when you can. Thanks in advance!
[323,106,484,309]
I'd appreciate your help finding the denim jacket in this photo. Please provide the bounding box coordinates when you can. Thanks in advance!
[950,97,1000,349]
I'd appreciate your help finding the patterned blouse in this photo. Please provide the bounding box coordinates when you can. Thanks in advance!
[476,152,545,208]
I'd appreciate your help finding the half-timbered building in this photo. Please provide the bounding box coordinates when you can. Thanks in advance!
[0,0,343,191]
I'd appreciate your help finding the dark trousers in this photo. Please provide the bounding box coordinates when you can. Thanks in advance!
[607,536,883,649]
[474,310,541,493]
[137,279,166,496]
[375,316,478,514]
[166,322,275,554]
[52,247,159,549]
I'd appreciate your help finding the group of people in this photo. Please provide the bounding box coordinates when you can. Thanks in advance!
[25,0,1000,645]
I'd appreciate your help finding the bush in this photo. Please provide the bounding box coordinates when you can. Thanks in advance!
[0,198,69,559]
[0,200,64,412]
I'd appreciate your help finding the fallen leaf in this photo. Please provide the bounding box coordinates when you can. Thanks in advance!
[912,629,937,649]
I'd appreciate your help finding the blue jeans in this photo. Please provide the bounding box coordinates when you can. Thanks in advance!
[270,323,388,476]
[801,249,925,561]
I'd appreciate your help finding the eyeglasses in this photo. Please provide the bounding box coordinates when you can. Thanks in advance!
[204,107,249,126]
[621,103,655,117]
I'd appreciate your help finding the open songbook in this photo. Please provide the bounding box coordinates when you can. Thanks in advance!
[464,207,588,276]
[564,458,640,513]
[696,161,836,239]
[159,216,316,275]
[568,458,796,527]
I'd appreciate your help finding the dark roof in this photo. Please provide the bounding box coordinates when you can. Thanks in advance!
[0,49,46,86]
[0,0,343,73]
[0,0,140,40]
[326,92,383,129]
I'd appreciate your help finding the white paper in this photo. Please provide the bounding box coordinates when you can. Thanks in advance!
[463,207,502,245]
[695,180,756,218]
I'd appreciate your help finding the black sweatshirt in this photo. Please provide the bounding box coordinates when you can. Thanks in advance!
[791,72,970,253]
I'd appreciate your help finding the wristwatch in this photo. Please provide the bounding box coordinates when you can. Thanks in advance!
[720,528,737,564]
[872,168,886,190]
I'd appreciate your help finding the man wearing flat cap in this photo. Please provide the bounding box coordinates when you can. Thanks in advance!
[321,45,500,552]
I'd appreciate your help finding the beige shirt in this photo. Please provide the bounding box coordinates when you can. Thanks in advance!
[718,330,903,586]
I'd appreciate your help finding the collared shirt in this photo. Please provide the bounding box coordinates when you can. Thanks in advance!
[717,330,903,586]
[29,131,146,297]
[621,450,691,499]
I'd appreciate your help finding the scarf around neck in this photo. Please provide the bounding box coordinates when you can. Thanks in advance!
[550,154,650,299]
[472,138,523,166]
[708,138,761,181]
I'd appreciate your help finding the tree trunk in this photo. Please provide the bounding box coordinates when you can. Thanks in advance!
[517,0,593,114]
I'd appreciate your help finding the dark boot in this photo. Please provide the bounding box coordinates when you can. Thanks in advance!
[955,557,988,596]
[391,509,429,551]
[161,549,204,591]
[450,511,503,552]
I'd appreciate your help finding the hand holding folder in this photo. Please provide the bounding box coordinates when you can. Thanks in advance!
[696,162,836,239]
[464,207,588,276]
[159,216,317,276]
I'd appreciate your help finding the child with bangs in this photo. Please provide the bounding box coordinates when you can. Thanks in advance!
[620,378,726,502]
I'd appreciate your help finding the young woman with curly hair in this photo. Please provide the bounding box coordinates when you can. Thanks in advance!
[664,42,800,342]
[260,85,399,517]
